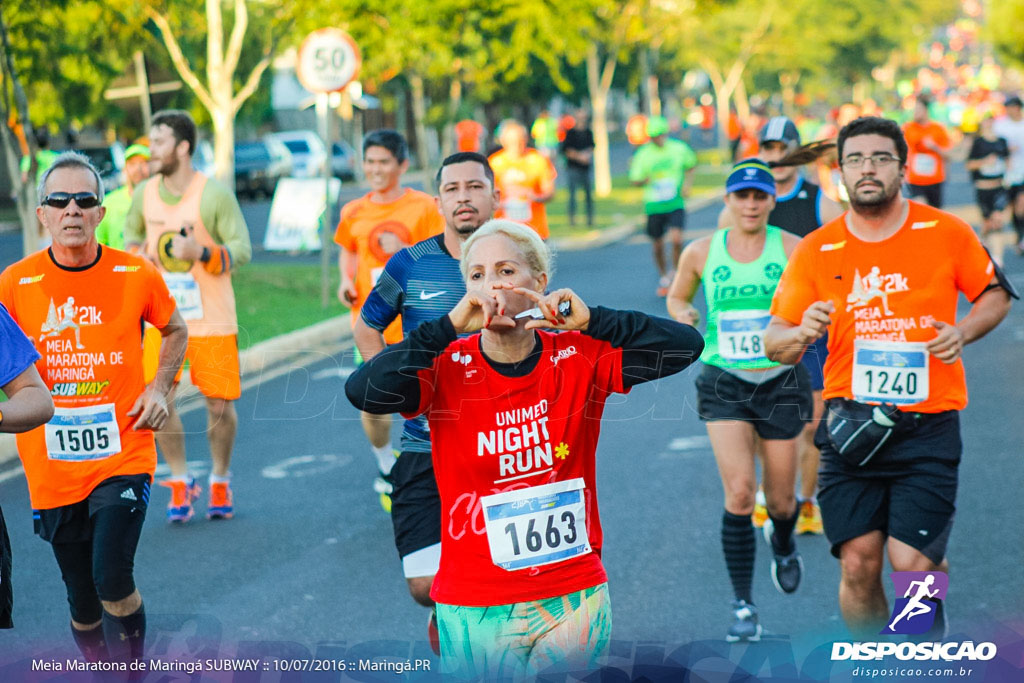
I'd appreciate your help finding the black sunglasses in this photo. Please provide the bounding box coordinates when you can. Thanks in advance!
[41,192,101,209]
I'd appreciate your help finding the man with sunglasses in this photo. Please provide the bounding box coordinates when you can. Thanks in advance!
[0,152,188,662]
[125,109,252,523]
[764,117,1015,639]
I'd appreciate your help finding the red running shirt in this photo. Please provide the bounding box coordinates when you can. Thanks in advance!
[404,330,628,606]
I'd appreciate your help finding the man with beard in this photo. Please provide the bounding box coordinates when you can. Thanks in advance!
[335,129,444,510]
[764,117,1015,638]
[125,110,252,523]
[349,152,498,653]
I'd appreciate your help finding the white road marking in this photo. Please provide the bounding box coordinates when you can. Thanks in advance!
[260,453,353,479]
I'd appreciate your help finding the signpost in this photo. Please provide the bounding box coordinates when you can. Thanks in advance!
[295,28,361,309]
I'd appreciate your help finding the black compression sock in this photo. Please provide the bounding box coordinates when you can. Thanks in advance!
[102,603,146,662]
[768,506,800,555]
[71,622,108,662]
[722,510,755,604]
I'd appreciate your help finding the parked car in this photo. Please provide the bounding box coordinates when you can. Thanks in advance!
[263,137,294,179]
[192,139,215,177]
[233,140,289,199]
[266,130,328,178]
[74,143,126,191]
[331,140,358,181]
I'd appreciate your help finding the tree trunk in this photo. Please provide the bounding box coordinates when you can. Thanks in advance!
[409,73,430,170]
[0,14,40,256]
[779,71,800,118]
[442,77,462,157]
[734,78,751,124]
[587,45,615,198]
[210,100,235,189]
[704,60,733,159]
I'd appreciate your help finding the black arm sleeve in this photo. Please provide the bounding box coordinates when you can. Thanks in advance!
[583,306,705,389]
[344,315,458,414]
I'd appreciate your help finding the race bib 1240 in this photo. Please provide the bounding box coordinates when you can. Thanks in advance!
[852,339,929,405]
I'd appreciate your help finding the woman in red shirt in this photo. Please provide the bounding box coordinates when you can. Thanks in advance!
[346,220,703,677]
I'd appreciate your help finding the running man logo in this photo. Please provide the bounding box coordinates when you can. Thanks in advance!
[39,297,102,350]
[880,571,949,635]
[846,266,909,315]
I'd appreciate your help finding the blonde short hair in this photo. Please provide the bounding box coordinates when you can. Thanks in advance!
[460,219,554,281]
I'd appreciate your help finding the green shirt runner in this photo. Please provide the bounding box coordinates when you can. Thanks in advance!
[700,225,787,370]
[628,138,698,215]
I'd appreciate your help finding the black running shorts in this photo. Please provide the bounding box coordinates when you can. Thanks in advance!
[34,474,151,543]
[905,182,944,209]
[645,209,685,240]
[695,363,813,440]
[975,187,1009,219]
[815,410,960,564]
[389,451,441,559]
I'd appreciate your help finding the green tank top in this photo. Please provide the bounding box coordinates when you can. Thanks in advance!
[700,225,787,369]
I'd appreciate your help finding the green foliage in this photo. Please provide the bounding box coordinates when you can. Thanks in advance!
[986,0,1024,68]
[0,0,147,126]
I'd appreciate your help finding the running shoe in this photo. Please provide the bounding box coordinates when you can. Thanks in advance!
[726,600,761,642]
[796,499,824,535]
[751,488,768,528]
[374,472,394,514]
[161,478,201,523]
[764,520,803,594]
[656,276,671,297]
[207,481,234,520]
[428,608,440,656]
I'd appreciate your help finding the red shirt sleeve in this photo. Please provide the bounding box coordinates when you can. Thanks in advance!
[401,360,438,419]
[583,334,626,396]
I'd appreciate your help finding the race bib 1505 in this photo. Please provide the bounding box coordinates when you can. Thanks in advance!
[44,404,122,461]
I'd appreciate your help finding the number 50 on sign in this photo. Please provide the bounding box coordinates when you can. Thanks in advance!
[296,28,361,94]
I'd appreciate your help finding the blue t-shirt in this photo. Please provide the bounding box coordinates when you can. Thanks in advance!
[360,234,467,453]
[0,302,40,387]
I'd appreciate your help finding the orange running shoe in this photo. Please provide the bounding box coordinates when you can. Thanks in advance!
[161,478,201,523]
[796,499,824,535]
[207,481,234,520]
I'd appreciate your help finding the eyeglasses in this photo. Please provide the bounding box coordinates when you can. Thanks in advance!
[41,192,101,209]
[840,153,901,169]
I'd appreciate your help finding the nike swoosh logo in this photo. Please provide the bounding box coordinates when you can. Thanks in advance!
[420,291,447,300]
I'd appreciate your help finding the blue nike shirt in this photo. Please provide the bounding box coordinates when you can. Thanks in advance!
[360,234,467,453]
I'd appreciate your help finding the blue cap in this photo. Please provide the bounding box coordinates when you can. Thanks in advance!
[759,116,801,145]
[726,159,776,196]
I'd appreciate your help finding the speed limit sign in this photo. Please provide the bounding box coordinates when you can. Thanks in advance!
[296,28,361,94]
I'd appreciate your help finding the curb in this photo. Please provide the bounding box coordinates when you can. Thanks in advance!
[0,315,356,468]
[551,189,726,252]
[0,189,728,468]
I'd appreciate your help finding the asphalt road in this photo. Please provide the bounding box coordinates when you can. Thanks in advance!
[1,162,1022,682]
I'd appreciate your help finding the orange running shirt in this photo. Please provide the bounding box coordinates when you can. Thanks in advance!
[488,149,557,239]
[334,189,443,342]
[770,202,995,413]
[454,120,484,153]
[903,121,951,185]
[0,247,177,509]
